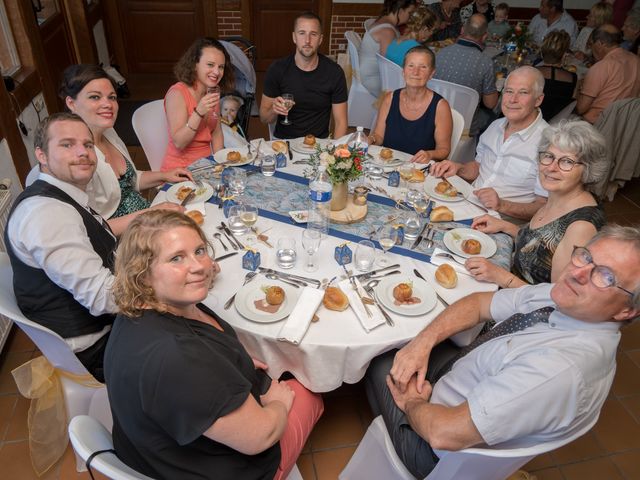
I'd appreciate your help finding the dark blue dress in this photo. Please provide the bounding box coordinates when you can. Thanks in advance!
[383,89,442,155]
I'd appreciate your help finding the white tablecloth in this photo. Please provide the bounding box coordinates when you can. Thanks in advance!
[153,140,500,392]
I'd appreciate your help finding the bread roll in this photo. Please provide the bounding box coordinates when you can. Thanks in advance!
[227,151,242,163]
[303,134,316,146]
[323,286,349,311]
[409,169,425,183]
[380,148,393,160]
[462,239,482,255]
[272,140,287,153]
[430,206,454,222]
[265,286,285,305]
[435,264,458,289]
[185,210,204,225]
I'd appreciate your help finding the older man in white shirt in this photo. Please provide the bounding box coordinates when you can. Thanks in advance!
[432,66,548,220]
[529,0,579,47]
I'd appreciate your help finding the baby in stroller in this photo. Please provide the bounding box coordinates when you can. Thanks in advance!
[220,95,247,139]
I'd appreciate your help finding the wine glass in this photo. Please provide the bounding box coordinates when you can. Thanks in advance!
[281,93,294,125]
[376,224,399,266]
[301,228,322,272]
[414,196,429,216]
[240,204,259,243]
[207,86,220,119]
[399,163,414,198]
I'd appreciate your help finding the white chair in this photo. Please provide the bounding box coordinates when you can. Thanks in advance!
[69,414,305,480]
[131,100,168,171]
[449,109,465,159]
[376,53,405,93]
[340,415,599,480]
[427,79,479,135]
[345,31,378,128]
[364,18,376,31]
[0,253,107,470]
[69,415,154,480]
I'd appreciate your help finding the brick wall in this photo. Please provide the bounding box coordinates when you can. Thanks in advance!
[217,10,242,38]
[329,15,373,57]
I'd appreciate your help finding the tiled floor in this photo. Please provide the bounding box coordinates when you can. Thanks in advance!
[2,179,640,479]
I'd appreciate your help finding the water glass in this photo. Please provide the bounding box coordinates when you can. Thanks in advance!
[406,188,423,207]
[301,228,322,272]
[403,212,422,241]
[228,205,248,235]
[364,162,383,180]
[261,155,276,177]
[276,237,297,269]
[399,163,414,192]
[354,240,376,272]
[229,168,246,196]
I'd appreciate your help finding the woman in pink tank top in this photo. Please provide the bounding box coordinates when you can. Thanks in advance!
[161,38,235,171]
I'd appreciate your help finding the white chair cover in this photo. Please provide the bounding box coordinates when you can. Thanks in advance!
[345,31,378,128]
[427,79,480,135]
[376,53,405,93]
[131,100,168,171]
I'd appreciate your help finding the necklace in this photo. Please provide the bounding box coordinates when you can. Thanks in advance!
[402,90,430,111]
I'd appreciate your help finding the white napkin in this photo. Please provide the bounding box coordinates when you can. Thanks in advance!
[430,247,470,277]
[425,175,500,221]
[338,279,386,333]
[186,201,206,215]
[277,287,324,345]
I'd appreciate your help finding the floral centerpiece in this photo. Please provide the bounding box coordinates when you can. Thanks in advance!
[306,143,365,211]
[506,22,531,52]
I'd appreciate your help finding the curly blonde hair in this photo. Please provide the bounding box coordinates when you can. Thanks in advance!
[173,37,235,92]
[113,210,214,317]
[406,6,438,39]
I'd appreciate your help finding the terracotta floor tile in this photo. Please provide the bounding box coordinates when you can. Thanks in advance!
[529,467,564,480]
[0,439,59,480]
[297,452,316,480]
[524,452,555,471]
[5,396,30,441]
[309,395,366,451]
[620,323,640,351]
[59,443,109,479]
[560,457,624,480]
[0,394,18,441]
[626,349,640,368]
[593,397,640,453]
[0,351,34,394]
[610,448,640,479]
[313,446,357,480]
[619,394,640,423]
[6,327,36,353]
[549,431,603,465]
[613,352,640,397]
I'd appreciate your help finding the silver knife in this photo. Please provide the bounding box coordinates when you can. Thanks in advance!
[414,268,450,306]
[214,252,238,262]
[220,221,244,249]
[411,221,431,250]
[286,140,293,160]
[180,189,196,206]
[354,263,401,280]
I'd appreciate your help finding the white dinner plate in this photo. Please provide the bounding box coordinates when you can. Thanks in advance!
[234,279,300,323]
[213,147,254,166]
[375,276,437,316]
[367,145,412,168]
[443,228,497,259]
[289,138,328,154]
[424,175,472,202]
[166,181,213,204]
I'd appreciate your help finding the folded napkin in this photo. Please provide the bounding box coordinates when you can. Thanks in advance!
[186,201,206,215]
[338,279,386,333]
[430,247,470,277]
[426,175,500,221]
[277,287,324,345]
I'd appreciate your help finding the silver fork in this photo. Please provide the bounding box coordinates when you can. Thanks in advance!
[434,252,466,265]
[425,229,436,249]
[224,271,258,310]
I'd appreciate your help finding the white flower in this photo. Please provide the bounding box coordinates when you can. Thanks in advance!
[319,151,336,167]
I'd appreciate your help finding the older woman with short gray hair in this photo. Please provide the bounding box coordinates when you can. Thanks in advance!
[466,120,608,287]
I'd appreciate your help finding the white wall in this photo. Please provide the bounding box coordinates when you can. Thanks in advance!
[333,0,596,9]
[17,92,48,168]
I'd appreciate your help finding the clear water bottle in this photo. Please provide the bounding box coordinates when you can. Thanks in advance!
[308,165,332,236]
[347,126,369,155]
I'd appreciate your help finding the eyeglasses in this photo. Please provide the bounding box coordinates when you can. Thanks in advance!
[538,151,584,172]
[571,246,634,296]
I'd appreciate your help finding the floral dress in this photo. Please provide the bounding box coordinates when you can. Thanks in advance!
[112,161,150,218]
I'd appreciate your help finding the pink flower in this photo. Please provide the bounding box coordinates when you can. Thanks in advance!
[335,148,351,158]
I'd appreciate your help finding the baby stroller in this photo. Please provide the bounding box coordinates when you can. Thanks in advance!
[220,37,257,139]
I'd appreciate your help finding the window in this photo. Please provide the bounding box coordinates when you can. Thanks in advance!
[0,0,20,76]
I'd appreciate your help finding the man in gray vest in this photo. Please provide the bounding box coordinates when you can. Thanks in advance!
[5,112,117,382]
[366,225,640,478]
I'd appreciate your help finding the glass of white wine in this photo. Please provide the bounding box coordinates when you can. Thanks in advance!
[376,224,399,266]
[398,163,414,198]
[413,196,429,216]
[240,204,259,243]
[281,93,294,125]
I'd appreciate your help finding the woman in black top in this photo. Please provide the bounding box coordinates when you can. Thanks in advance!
[536,30,578,120]
[104,210,323,480]
[465,121,608,288]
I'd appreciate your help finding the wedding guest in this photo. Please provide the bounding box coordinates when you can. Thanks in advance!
[370,46,453,162]
[59,64,188,236]
[220,95,246,139]
[574,2,613,59]
[536,31,578,120]
[428,0,464,41]
[529,0,579,47]
[467,121,607,287]
[386,6,438,66]
[360,0,418,97]
[621,8,640,51]
[105,210,324,480]
[488,3,512,40]
[460,0,495,24]
[162,37,234,171]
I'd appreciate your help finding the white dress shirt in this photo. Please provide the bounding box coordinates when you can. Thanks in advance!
[529,11,579,48]
[473,111,549,202]
[7,173,117,351]
[431,283,620,448]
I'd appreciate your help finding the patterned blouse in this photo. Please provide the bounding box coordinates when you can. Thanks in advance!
[112,160,150,218]
[513,205,606,284]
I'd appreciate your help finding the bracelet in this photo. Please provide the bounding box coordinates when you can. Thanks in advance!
[504,275,516,288]
[186,122,197,132]
[193,108,204,118]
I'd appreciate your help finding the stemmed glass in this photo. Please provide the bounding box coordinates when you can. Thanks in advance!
[399,163,414,199]
[301,228,322,272]
[414,196,429,216]
[281,93,294,125]
[207,86,220,119]
[376,224,399,266]
[240,204,259,244]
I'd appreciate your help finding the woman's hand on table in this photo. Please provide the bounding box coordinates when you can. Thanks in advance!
[471,214,507,234]
[464,257,510,285]
[386,375,432,413]
[260,379,295,412]
[472,187,502,211]
[163,168,193,184]
[430,160,459,178]
[411,150,432,164]
[390,337,433,394]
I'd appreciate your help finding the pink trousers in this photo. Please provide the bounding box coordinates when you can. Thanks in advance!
[274,380,324,480]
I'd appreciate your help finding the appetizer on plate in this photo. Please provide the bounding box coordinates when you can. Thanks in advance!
[379,148,394,161]
[226,151,243,163]
[176,186,195,201]
[303,134,316,147]
[434,179,458,197]
[254,285,286,313]
[462,238,482,255]
[392,282,422,305]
